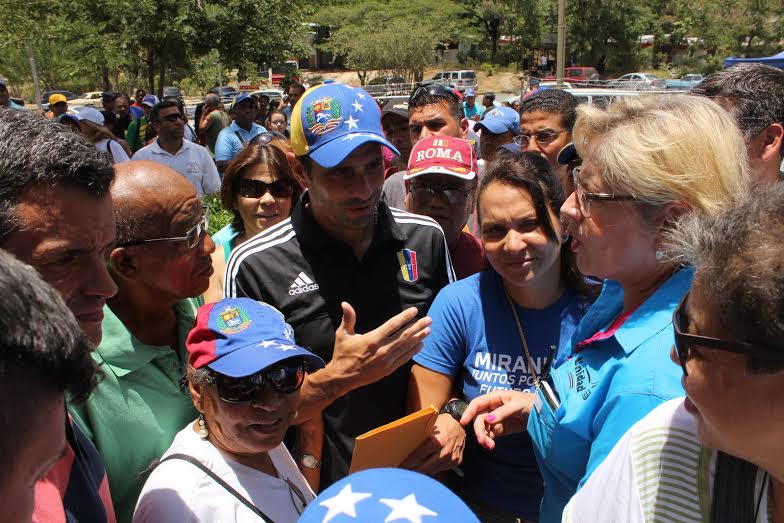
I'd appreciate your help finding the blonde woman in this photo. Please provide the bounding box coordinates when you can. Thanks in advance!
[460,95,749,523]
[77,107,131,163]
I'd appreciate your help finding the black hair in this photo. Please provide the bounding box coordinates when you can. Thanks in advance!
[483,93,496,102]
[0,110,114,242]
[409,84,464,128]
[692,63,784,156]
[520,89,578,132]
[0,248,97,487]
[478,152,588,296]
[288,82,306,95]
[150,100,180,122]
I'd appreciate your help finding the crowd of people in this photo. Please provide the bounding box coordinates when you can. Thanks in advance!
[0,61,782,523]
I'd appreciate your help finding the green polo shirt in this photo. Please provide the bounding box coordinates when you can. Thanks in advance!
[69,300,199,523]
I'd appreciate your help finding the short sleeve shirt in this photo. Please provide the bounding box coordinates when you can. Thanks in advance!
[68,300,199,522]
[132,139,221,196]
[528,268,693,523]
[214,121,266,163]
[414,271,586,519]
[224,195,455,487]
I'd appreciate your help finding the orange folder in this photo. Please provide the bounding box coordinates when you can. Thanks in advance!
[349,406,439,473]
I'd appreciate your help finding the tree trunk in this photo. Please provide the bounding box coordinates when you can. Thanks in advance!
[101,67,110,92]
[146,48,156,95]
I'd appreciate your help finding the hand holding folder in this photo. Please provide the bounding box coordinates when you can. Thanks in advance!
[349,406,438,473]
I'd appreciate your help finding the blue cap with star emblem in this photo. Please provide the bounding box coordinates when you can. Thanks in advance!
[299,468,479,523]
[290,82,399,168]
[474,106,520,136]
[187,298,324,378]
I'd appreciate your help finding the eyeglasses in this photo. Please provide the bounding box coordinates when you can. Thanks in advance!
[409,83,458,105]
[513,129,567,147]
[673,292,784,376]
[572,166,635,218]
[409,184,472,205]
[206,359,306,403]
[248,131,288,146]
[160,112,184,123]
[118,214,209,249]
[238,178,293,199]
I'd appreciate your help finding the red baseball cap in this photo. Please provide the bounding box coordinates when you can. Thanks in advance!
[404,135,478,181]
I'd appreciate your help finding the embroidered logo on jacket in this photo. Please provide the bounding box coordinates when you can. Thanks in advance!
[397,249,419,282]
[289,272,320,295]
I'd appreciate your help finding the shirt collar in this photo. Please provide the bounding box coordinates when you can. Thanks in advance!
[229,121,260,134]
[150,138,187,156]
[291,192,406,251]
[96,300,197,377]
[612,267,694,354]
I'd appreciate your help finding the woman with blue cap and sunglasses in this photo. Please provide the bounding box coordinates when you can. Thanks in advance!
[134,298,324,522]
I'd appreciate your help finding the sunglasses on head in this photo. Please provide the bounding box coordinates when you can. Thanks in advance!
[248,131,288,146]
[409,83,459,105]
[238,178,293,199]
[207,359,306,403]
[672,292,784,376]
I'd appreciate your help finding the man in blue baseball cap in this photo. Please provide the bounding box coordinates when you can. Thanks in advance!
[475,106,520,163]
[224,82,455,489]
[462,88,483,122]
[214,92,267,172]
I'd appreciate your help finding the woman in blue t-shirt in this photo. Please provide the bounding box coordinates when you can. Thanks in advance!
[407,152,595,522]
[204,136,302,303]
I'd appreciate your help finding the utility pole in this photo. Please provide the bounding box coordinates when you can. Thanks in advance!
[556,0,566,85]
[26,41,42,112]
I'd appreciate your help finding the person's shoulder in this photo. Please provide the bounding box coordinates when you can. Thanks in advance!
[388,207,445,235]
[225,218,298,269]
[436,271,483,301]
[132,142,156,159]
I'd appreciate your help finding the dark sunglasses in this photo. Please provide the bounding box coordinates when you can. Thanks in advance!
[409,83,458,105]
[160,112,184,122]
[238,178,293,199]
[409,184,471,205]
[118,214,208,249]
[207,359,306,403]
[672,292,784,376]
[248,131,288,146]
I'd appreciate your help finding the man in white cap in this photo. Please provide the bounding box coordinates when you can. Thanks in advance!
[78,107,131,163]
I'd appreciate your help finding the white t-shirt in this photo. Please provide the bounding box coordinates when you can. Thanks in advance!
[563,398,772,523]
[95,139,131,164]
[134,424,315,523]
[132,139,221,196]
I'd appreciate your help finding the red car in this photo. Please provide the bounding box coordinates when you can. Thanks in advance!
[543,67,600,84]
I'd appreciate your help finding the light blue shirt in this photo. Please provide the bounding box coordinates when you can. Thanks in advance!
[214,121,266,163]
[528,267,693,523]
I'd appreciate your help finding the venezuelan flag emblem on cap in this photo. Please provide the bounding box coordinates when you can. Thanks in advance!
[290,82,399,169]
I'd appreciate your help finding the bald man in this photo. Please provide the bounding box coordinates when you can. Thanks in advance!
[68,160,215,522]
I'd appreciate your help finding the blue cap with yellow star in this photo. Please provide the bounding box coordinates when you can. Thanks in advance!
[290,83,399,168]
[299,468,479,523]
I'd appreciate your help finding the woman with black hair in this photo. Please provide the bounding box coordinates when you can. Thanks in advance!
[407,152,595,522]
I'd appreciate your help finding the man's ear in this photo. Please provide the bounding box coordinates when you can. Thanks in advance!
[287,152,309,189]
[460,118,469,139]
[759,123,784,163]
[108,247,138,280]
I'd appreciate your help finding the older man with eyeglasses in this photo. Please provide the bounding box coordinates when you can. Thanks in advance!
[132,100,221,196]
[516,89,578,196]
[69,160,216,522]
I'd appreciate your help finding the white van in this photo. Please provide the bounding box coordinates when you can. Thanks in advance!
[431,70,478,93]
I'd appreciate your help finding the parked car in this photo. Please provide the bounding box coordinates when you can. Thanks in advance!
[542,66,600,85]
[610,73,666,90]
[68,91,104,107]
[40,90,78,106]
[250,89,284,103]
[210,85,238,106]
[162,86,184,103]
[431,70,478,92]
[364,75,409,97]
[665,73,704,90]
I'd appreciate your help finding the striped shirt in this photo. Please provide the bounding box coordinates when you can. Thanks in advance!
[563,398,772,523]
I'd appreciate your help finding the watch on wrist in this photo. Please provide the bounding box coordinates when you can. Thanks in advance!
[440,399,469,422]
[299,454,321,470]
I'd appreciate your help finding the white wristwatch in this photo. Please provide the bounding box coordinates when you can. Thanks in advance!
[299,454,321,470]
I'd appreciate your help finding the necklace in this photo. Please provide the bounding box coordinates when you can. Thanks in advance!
[503,287,557,388]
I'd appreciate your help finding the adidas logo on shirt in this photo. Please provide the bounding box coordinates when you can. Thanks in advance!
[289,272,320,295]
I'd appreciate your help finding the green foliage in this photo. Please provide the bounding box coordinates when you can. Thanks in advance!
[203,194,233,235]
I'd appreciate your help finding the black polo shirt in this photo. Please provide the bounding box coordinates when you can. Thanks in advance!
[224,193,454,487]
